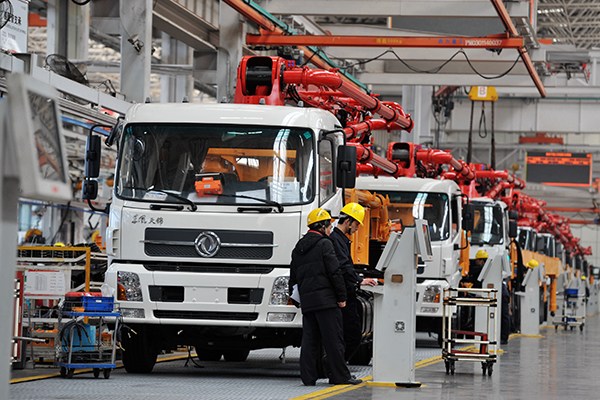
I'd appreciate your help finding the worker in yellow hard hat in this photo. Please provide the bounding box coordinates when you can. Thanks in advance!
[289,208,360,386]
[475,249,489,260]
[330,202,376,361]
[527,259,539,269]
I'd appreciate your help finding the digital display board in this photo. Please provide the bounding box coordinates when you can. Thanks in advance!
[525,151,592,187]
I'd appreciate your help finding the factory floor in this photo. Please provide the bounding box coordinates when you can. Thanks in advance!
[10,316,600,400]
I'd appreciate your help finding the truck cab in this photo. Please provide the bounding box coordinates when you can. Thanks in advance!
[103,103,351,372]
[353,176,464,341]
[468,198,512,280]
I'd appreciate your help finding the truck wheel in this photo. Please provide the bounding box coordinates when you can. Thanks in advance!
[122,328,157,373]
[222,349,250,362]
[348,342,372,366]
[195,347,223,361]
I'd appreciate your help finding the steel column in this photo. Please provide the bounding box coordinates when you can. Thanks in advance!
[120,0,152,103]
[218,2,244,102]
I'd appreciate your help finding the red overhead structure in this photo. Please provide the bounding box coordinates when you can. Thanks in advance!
[245,33,524,49]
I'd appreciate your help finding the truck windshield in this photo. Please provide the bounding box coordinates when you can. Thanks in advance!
[470,203,504,245]
[379,191,450,241]
[116,124,315,206]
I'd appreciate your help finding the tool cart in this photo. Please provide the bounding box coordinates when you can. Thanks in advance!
[442,287,498,376]
[55,295,120,379]
[554,288,585,331]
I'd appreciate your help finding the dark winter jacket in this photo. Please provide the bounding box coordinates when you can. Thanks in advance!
[289,231,347,313]
[330,227,363,295]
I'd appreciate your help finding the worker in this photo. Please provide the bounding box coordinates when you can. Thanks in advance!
[527,259,539,269]
[289,208,361,386]
[329,202,377,362]
[464,249,489,288]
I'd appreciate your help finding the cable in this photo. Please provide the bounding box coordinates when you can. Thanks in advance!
[337,48,522,80]
[50,201,72,244]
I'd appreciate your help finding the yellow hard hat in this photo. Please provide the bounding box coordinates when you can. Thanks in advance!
[527,259,539,268]
[582,275,587,280]
[340,202,365,225]
[54,242,65,247]
[307,208,332,227]
[475,250,489,259]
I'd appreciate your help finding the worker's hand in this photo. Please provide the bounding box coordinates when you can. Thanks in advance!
[337,301,346,308]
[361,278,378,286]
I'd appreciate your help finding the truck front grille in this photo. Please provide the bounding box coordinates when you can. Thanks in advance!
[144,228,274,260]
[153,310,258,321]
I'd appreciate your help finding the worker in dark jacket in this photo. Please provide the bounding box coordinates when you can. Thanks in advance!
[289,208,361,386]
[329,202,377,362]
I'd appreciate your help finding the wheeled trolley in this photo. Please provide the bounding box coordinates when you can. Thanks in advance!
[442,287,498,376]
[55,296,120,379]
[553,288,585,332]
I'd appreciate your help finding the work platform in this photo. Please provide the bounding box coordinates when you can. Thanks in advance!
[10,316,600,399]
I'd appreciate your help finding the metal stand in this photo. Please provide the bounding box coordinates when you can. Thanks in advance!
[519,268,542,335]
[363,228,421,387]
[474,256,502,348]
[442,287,498,376]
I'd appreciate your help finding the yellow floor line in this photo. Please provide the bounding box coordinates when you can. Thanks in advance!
[290,348,475,400]
[10,354,190,384]
[510,333,543,339]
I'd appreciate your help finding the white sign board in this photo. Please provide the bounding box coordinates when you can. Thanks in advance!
[24,269,67,297]
[0,0,28,53]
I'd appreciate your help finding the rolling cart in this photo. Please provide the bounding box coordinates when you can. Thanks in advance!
[442,287,498,376]
[553,288,585,331]
[55,296,120,379]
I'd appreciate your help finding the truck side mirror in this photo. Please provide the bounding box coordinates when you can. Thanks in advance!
[508,220,518,239]
[85,135,102,178]
[462,203,474,232]
[336,145,356,188]
[82,180,98,200]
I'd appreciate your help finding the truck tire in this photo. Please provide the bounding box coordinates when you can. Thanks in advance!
[122,328,157,373]
[222,349,250,362]
[348,342,372,366]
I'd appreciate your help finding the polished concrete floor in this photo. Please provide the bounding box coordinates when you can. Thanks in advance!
[10,316,600,399]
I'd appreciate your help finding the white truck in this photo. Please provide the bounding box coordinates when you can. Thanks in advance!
[354,176,465,343]
[99,103,357,372]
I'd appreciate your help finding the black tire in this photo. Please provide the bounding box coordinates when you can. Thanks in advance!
[93,368,100,378]
[66,368,74,379]
[103,369,111,379]
[222,349,250,362]
[122,328,157,373]
[195,347,223,362]
[348,342,372,366]
[59,367,67,377]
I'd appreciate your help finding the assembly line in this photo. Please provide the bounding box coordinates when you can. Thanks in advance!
[2,1,600,399]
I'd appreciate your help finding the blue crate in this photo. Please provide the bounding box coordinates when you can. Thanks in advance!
[565,288,579,297]
[83,296,114,312]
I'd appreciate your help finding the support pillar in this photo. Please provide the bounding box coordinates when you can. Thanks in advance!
[217,3,244,102]
[120,0,152,103]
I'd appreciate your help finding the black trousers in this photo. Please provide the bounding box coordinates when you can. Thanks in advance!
[301,307,351,385]
[341,293,361,361]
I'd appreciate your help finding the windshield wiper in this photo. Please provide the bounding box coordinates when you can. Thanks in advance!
[130,188,197,212]
[218,193,284,213]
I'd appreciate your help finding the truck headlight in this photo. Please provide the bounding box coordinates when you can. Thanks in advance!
[117,271,143,301]
[422,285,441,303]
[270,276,290,305]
